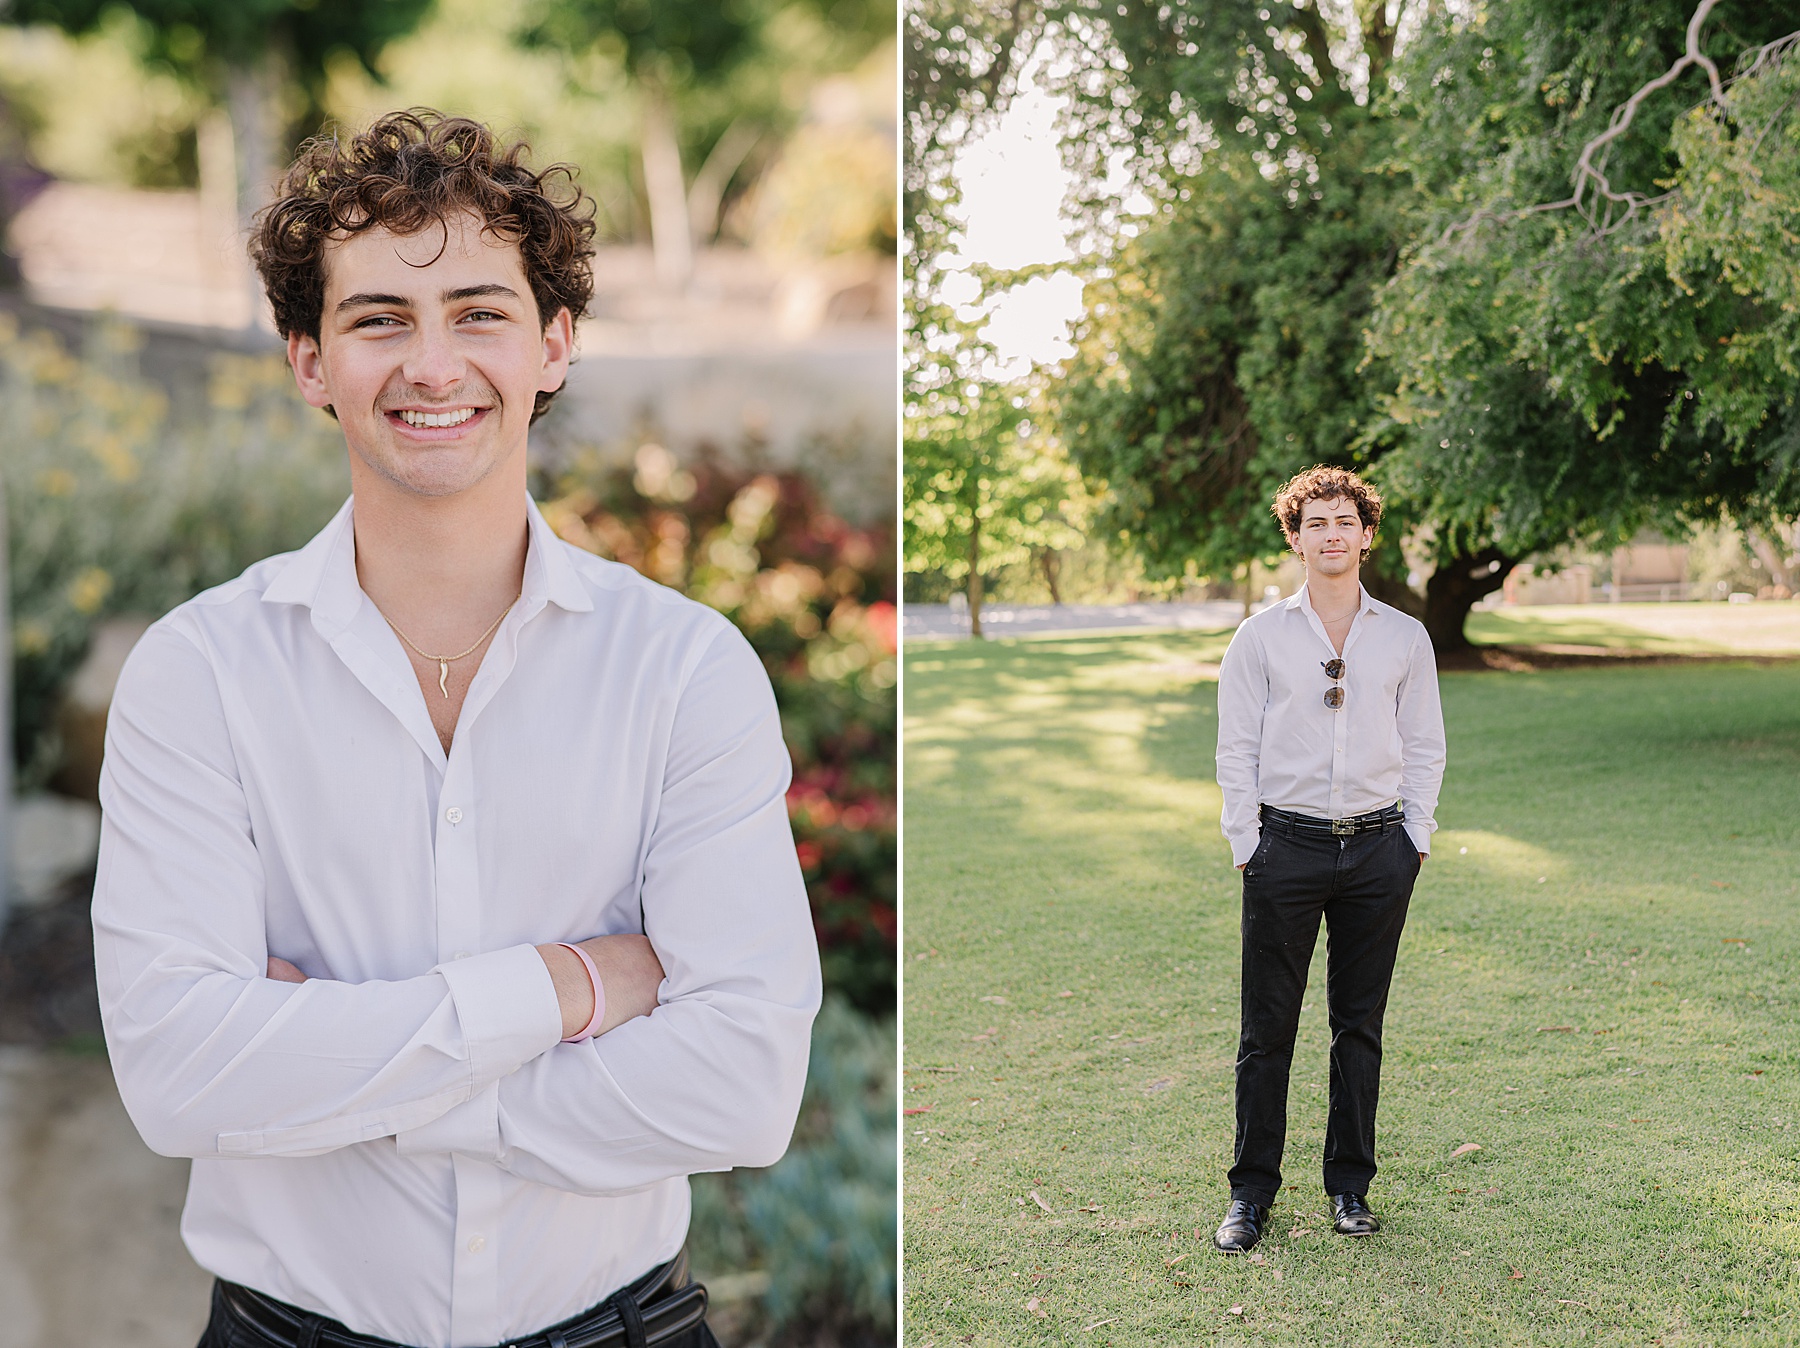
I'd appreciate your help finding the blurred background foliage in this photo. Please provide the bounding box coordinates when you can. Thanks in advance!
[0,0,895,263]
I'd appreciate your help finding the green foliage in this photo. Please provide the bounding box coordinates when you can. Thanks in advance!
[518,0,760,84]
[8,0,435,89]
[1661,39,1800,463]
[904,369,1083,585]
[690,995,896,1345]
[539,452,895,1014]
[746,995,896,1340]
[0,319,347,786]
[1370,2,1800,559]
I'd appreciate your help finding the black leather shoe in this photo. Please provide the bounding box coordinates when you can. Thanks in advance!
[1330,1192,1381,1236]
[1212,1199,1271,1253]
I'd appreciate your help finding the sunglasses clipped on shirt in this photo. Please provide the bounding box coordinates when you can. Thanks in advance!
[1321,658,1345,709]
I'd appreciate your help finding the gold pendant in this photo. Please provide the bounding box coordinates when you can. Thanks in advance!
[438,659,450,699]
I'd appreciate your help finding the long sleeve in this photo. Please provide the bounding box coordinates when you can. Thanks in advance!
[1215,623,1269,867]
[394,622,822,1194]
[92,624,565,1160]
[1396,627,1448,855]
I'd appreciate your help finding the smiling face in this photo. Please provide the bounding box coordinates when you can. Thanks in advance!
[287,211,573,501]
[1286,496,1375,578]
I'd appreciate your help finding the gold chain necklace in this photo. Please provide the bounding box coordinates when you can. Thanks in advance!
[380,595,518,699]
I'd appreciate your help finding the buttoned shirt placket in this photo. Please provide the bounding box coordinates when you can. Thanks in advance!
[309,553,550,1347]
[1296,591,1372,822]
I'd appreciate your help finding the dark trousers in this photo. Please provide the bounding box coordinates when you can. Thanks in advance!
[1228,816,1420,1207]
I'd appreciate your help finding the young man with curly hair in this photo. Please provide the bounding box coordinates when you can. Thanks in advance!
[92,112,819,1348]
[1208,466,1446,1254]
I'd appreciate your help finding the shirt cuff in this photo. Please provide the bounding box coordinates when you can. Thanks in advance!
[395,1081,500,1161]
[435,943,565,1088]
[1229,830,1261,868]
[1403,821,1432,856]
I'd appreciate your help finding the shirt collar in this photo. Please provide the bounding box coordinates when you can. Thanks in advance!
[1287,581,1377,617]
[262,493,595,632]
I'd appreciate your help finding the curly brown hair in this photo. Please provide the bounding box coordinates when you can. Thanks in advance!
[250,109,597,421]
[1271,465,1383,552]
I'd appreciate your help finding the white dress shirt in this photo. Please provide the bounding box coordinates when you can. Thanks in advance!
[92,496,822,1348]
[1215,583,1446,867]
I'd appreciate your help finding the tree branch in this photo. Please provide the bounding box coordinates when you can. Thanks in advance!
[1442,0,1800,244]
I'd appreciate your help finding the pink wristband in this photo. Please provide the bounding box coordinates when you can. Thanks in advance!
[557,942,606,1042]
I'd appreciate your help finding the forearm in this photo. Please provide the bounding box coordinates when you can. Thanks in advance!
[99,939,563,1159]
[1215,634,1267,864]
[400,991,818,1195]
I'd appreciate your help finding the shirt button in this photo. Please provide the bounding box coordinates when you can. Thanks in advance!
[445,807,464,825]
[468,1235,486,1254]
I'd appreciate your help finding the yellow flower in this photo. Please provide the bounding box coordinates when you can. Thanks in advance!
[38,468,77,497]
[68,568,112,615]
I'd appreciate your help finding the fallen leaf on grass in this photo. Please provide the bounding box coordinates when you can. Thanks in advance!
[1026,1296,1046,1317]
[1722,937,1747,944]
[1248,1251,1265,1265]
[1451,1143,1482,1158]
[1228,1305,1245,1317]
[1058,990,1075,998]
[1288,1227,1314,1238]
[1166,1254,1188,1268]
[980,995,1009,1004]
[1509,1269,1525,1281]
[1082,1319,1117,1332]
[1029,1191,1053,1213]
[1145,1076,1175,1093]
[1537,1026,1574,1033]
[1748,1070,1765,1077]
[1557,1299,1591,1309]
[904,1106,932,1116]
[1272,1269,1283,1282]
[1078,1203,1100,1213]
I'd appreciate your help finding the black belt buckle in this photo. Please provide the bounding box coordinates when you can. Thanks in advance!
[1331,818,1356,836]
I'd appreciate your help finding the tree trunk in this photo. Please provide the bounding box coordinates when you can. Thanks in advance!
[639,76,693,289]
[226,57,281,329]
[1038,548,1062,605]
[967,515,984,639]
[1423,546,1515,654]
[687,119,758,248]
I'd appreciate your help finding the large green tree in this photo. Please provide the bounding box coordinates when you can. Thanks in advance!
[910,0,1800,651]
[1369,0,1800,644]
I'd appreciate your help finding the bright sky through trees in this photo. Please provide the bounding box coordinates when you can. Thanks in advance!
[939,62,1085,374]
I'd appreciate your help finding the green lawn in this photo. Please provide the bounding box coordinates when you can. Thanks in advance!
[902,631,1800,1346]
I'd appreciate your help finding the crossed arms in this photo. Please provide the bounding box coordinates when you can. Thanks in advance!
[93,619,822,1196]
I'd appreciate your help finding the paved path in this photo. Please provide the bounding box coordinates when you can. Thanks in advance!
[904,601,1246,640]
[0,1048,211,1348]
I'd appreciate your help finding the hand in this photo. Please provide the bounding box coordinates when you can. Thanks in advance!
[537,935,667,1040]
[267,956,307,983]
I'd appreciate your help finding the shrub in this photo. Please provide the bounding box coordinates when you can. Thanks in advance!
[687,995,896,1346]
[540,446,896,1013]
[0,318,346,786]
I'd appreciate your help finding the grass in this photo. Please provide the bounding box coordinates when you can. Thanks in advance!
[901,630,1800,1346]
[1467,602,1800,655]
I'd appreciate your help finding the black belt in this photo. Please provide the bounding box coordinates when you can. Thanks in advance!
[217,1249,708,1348]
[1259,803,1404,837]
